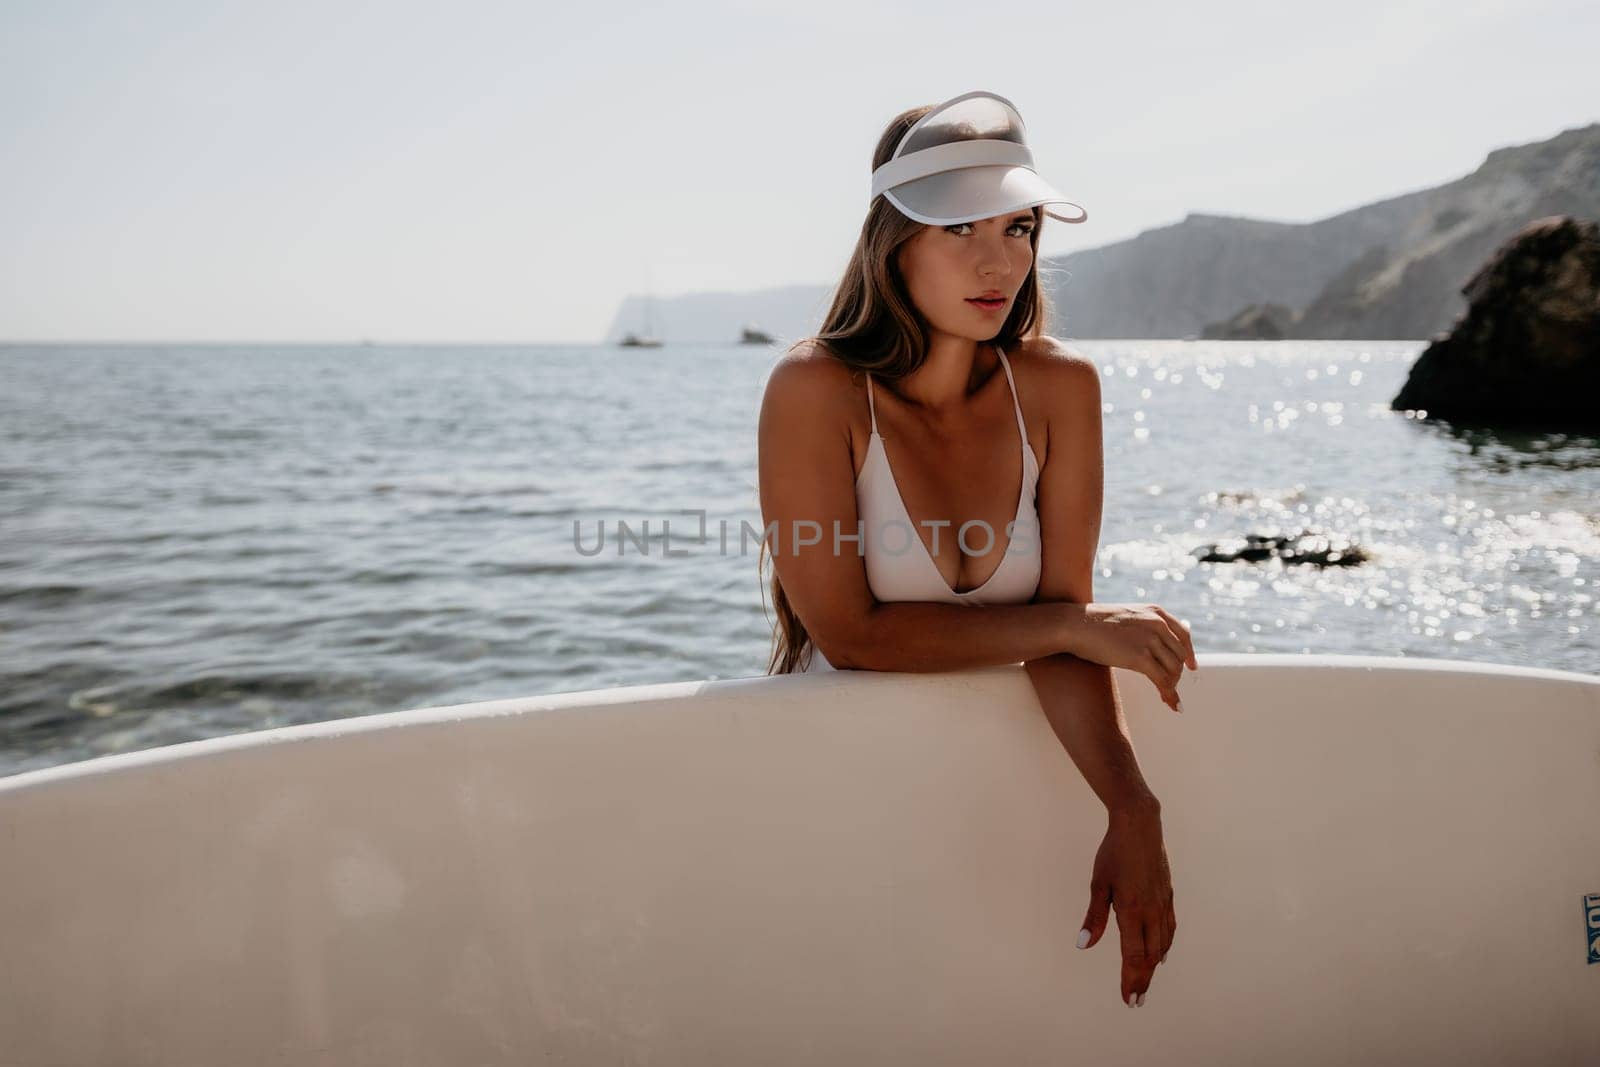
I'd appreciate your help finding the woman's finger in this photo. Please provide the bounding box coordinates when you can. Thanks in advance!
[1080,876,1113,950]
[1148,640,1182,689]
[1117,902,1150,1006]
[1146,644,1182,709]
[1141,650,1180,709]
[1163,893,1177,962]
[1142,914,1164,994]
[1152,620,1189,683]
[1153,605,1195,663]
[1153,606,1198,670]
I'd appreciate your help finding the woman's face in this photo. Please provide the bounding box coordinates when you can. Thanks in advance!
[895,209,1037,340]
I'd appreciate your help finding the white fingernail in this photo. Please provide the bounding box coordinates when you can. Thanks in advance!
[1076,928,1090,949]
[1176,700,1184,713]
[1136,991,1146,1007]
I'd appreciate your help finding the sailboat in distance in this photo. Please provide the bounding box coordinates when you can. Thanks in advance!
[618,278,665,348]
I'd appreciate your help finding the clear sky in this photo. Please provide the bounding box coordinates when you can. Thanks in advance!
[2,0,1595,343]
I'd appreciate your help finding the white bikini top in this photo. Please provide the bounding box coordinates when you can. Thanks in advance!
[803,345,1042,673]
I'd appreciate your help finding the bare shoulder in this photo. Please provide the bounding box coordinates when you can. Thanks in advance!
[1013,333,1096,377]
[1011,335,1101,417]
[767,337,850,384]
[762,339,857,414]
[759,339,861,443]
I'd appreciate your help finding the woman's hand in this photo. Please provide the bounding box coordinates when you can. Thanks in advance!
[1068,603,1197,712]
[1077,801,1175,1007]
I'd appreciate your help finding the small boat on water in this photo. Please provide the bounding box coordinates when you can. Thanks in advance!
[619,284,665,348]
[740,323,774,344]
[2,653,1597,1063]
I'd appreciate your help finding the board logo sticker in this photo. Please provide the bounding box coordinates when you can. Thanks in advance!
[1588,894,1600,965]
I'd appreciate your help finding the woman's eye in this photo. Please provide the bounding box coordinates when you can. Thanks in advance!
[944,223,1035,237]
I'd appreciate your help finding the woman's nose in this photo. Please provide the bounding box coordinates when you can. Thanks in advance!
[976,241,1019,277]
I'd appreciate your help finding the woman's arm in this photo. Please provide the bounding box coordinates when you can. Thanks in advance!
[1018,338,1167,806]
[758,345,1090,672]
[1020,338,1179,1006]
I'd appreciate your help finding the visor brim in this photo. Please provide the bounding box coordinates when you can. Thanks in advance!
[882,164,1087,226]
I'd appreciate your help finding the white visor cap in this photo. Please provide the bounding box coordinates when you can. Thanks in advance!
[870,90,1087,227]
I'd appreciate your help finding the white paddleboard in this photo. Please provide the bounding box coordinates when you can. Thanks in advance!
[1,653,1596,1064]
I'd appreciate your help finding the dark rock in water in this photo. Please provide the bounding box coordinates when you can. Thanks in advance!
[1391,215,1600,432]
[1193,531,1370,568]
[1200,302,1301,340]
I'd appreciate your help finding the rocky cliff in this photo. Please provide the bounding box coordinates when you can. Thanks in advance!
[606,122,1600,343]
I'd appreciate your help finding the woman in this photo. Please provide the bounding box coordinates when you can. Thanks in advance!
[756,90,1198,1009]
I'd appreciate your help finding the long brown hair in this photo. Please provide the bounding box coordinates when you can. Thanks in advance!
[760,103,1057,674]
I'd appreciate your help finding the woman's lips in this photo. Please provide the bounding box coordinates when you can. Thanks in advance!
[966,296,1006,312]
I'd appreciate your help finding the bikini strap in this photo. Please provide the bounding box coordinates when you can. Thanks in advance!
[865,371,878,434]
[994,346,1028,441]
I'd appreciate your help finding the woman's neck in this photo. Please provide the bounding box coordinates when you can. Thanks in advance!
[893,337,998,414]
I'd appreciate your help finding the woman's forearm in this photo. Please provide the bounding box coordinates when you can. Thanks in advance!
[823,600,1087,673]
[819,598,1157,810]
[1023,652,1158,814]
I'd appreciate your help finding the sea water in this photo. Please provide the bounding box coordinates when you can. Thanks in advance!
[1,339,1595,776]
